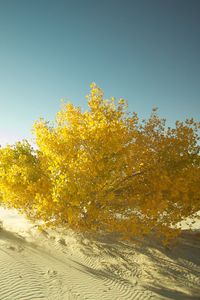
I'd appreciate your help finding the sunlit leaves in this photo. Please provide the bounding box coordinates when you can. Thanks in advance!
[0,84,199,243]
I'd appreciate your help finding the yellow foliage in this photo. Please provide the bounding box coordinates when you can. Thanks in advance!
[0,84,200,243]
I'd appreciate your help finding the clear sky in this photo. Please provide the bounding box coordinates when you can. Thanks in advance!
[0,0,199,146]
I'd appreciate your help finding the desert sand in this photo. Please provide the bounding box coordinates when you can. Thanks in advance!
[0,207,200,300]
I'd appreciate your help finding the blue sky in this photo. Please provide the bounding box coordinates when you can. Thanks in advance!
[0,0,199,146]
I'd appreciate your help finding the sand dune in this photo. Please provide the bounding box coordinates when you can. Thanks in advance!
[0,208,200,300]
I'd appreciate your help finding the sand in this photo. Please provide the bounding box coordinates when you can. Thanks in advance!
[0,207,200,300]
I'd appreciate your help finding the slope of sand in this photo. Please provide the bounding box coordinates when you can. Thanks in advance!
[0,207,200,300]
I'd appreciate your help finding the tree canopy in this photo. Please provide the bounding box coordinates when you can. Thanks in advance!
[0,83,199,243]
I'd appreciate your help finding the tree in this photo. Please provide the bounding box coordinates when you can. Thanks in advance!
[0,83,199,243]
